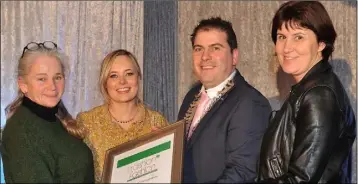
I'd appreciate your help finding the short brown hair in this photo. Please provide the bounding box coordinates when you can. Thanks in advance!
[190,17,238,53]
[271,1,337,61]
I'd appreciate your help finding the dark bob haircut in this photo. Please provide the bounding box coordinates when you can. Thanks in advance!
[271,1,337,61]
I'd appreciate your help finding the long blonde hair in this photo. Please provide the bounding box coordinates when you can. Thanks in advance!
[5,46,84,139]
[99,49,142,104]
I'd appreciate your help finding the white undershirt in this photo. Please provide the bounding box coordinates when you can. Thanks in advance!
[200,70,236,99]
[192,70,236,125]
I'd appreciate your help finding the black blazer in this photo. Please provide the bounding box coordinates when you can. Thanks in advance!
[178,70,271,183]
[258,60,356,183]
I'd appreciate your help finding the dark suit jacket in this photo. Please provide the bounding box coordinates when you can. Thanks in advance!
[178,70,271,183]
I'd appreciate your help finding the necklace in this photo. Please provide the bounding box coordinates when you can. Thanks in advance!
[109,106,139,124]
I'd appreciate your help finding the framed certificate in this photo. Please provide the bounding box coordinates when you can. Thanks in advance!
[102,120,185,183]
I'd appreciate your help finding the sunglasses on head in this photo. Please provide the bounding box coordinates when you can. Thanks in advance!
[21,41,58,58]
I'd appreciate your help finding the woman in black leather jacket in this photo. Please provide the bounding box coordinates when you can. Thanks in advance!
[258,1,356,183]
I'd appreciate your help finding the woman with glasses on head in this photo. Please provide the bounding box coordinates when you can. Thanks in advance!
[258,1,356,183]
[76,49,168,183]
[1,41,95,183]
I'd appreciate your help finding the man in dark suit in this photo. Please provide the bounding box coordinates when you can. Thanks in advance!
[178,17,271,183]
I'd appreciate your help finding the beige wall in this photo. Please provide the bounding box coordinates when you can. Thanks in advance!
[178,1,356,110]
[178,1,357,181]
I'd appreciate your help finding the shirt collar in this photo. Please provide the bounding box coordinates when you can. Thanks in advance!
[200,70,236,99]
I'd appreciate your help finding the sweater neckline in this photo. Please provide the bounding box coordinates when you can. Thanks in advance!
[22,96,59,122]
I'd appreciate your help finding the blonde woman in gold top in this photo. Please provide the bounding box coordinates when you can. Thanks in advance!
[76,49,168,183]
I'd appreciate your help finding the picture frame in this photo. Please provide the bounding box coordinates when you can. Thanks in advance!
[102,120,185,183]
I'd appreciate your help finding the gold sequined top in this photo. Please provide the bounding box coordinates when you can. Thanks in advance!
[76,103,168,183]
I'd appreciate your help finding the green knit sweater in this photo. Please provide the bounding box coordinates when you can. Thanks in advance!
[1,97,94,183]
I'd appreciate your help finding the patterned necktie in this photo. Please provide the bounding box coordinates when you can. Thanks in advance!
[187,91,210,139]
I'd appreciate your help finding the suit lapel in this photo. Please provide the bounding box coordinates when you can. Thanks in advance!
[187,93,228,148]
[187,79,237,148]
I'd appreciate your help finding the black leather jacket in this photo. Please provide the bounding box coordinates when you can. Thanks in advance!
[258,60,356,183]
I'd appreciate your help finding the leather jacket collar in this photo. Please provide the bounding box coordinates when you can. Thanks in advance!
[291,59,331,93]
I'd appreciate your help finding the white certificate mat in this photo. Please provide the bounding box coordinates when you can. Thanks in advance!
[110,133,175,183]
[102,120,184,183]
